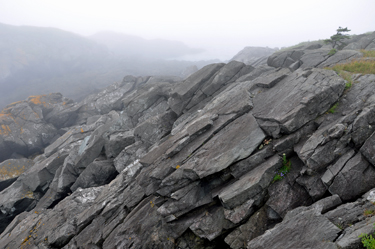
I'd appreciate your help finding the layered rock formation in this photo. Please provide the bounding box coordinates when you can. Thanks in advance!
[230,46,278,67]
[0,32,375,249]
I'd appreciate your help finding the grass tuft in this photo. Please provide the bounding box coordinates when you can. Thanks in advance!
[327,103,339,114]
[330,59,375,75]
[361,49,375,58]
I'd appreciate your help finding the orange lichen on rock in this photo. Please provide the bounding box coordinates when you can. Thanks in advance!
[0,164,26,180]
[0,113,11,120]
[28,95,47,107]
[81,128,84,133]
[0,124,11,136]
[8,101,23,107]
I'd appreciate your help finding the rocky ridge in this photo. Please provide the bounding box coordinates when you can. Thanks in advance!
[0,32,375,248]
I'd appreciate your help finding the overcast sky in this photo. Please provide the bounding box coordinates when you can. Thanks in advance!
[0,0,374,60]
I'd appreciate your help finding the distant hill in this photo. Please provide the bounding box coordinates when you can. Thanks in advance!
[0,23,212,109]
[89,31,204,60]
[230,46,279,67]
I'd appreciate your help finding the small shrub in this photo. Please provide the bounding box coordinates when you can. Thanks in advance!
[335,223,344,230]
[272,154,291,183]
[328,49,337,56]
[327,103,339,114]
[359,224,375,249]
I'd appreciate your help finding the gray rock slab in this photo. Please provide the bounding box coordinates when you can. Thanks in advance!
[20,151,68,193]
[247,206,340,249]
[168,63,225,115]
[321,149,356,186]
[343,32,375,50]
[0,178,37,233]
[324,199,374,230]
[253,68,345,137]
[0,101,58,161]
[266,178,313,218]
[360,130,375,166]
[318,50,362,68]
[329,152,375,201]
[235,65,274,82]
[296,174,327,201]
[182,113,265,179]
[336,216,375,249]
[219,155,281,209]
[0,158,34,191]
[0,186,104,248]
[230,144,275,179]
[134,110,177,145]
[253,68,290,88]
[299,48,331,68]
[225,206,268,249]
[189,205,235,241]
[310,194,342,214]
[200,60,245,96]
[70,160,118,192]
[231,46,277,66]
[223,199,255,224]
[272,122,317,152]
[157,181,213,220]
[297,122,352,171]
[104,131,135,159]
[113,141,146,173]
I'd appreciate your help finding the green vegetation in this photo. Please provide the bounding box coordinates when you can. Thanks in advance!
[359,224,375,249]
[364,209,375,217]
[325,49,375,90]
[328,49,337,56]
[324,27,351,48]
[340,71,354,90]
[278,40,323,52]
[330,59,375,75]
[361,49,375,58]
[335,223,344,230]
[273,154,291,183]
[327,102,339,114]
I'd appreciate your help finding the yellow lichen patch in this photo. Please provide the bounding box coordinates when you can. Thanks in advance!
[28,95,48,107]
[8,101,23,106]
[0,113,12,122]
[23,191,34,199]
[0,124,11,136]
[150,201,155,208]
[0,164,26,180]
[176,165,180,169]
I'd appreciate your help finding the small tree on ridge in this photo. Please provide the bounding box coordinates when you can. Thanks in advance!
[324,27,351,49]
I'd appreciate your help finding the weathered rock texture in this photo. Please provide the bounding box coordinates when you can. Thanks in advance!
[0,31,375,249]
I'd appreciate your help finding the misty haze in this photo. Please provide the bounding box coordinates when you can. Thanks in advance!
[0,0,375,248]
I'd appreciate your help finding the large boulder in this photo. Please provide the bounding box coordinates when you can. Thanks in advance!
[0,158,34,191]
[253,68,346,137]
[0,93,71,161]
[247,206,341,249]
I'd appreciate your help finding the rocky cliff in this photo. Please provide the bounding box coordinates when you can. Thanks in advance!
[0,32,375,249]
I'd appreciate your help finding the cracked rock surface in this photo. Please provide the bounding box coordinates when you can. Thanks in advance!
[1,32,375,249]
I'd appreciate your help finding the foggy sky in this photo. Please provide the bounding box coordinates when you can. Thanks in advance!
[1,0,374,60]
